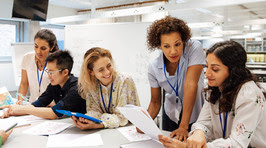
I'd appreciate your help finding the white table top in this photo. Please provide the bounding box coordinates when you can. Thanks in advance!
[2,118,170,148]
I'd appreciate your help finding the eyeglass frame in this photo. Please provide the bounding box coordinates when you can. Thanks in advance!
[45,69,64,75]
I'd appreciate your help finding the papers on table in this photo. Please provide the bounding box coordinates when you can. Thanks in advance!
[0,119,17,132]
[118,105,162,140]
[47,134,103,147]
[120,139,163,148]
[117,126,151,142]
[23,121,72,135]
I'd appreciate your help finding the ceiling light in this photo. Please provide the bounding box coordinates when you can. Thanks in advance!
[195,8,211,14]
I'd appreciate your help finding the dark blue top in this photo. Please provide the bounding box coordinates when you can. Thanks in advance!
[32,75,86,117]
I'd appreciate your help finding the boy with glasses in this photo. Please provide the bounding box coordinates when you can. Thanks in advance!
[1,50,86,119]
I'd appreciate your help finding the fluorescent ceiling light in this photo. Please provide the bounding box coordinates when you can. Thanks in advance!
[188,22,214,28]
[176,0,185,3]
[195,8,211,14]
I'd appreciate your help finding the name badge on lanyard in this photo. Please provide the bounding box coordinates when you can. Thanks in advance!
[37,61,47,93]
[219,106,228,138]
[164,63,180,103]
[100,83,113,113]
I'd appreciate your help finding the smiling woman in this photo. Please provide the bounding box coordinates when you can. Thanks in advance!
[72,47,140,130]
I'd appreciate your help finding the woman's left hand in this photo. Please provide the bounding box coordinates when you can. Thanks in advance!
[170,126,188,141]
[158,135,187,148]
[71,116,104,130]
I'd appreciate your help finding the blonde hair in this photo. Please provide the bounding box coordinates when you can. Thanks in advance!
[78,47,115,99]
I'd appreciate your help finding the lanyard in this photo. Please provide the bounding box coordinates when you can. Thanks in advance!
[100,83,113,113]
[36,61,47,92]
[219,107,228,138]
[163,62,180,103]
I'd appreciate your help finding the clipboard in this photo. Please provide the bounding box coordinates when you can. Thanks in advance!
[56,110,102,123]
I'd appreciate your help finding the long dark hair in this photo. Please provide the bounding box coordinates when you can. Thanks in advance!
[34,29,59,52]
[206,41,258,113]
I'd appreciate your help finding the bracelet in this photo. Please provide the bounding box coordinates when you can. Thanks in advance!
[16,93,29,102]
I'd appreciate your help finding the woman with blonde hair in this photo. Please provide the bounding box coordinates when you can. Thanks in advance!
[71,47,140,130]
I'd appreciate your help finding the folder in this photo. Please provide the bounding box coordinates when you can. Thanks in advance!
[56,109,102,123]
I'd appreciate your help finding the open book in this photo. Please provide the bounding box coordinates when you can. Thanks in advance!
[0,87,14,107]
[118,105,164,148]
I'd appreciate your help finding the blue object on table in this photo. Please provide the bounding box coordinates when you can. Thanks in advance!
[56,109,102,123]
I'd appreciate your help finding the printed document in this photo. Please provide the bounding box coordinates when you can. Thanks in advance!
[47,133,103,147]
[23,121,72,135]
[118,105,162,140]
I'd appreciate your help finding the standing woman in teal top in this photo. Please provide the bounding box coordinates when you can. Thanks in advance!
[0,130,12,147]
[141,16,205,141]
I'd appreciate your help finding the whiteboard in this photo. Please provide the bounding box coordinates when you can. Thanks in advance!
[65,23,160,108]
[11,42,34,87]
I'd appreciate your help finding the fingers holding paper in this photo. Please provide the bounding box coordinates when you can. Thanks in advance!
[71,116,104,130]
[158,135,187,148]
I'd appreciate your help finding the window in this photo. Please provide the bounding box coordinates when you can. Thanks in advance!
[0,24,16,62]
[0,20,21,62]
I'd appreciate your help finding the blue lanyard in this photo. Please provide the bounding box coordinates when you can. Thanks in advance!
[36,61,47,92]
[163,63,180,103]
[100,83,113,113]
[219,107,228,138]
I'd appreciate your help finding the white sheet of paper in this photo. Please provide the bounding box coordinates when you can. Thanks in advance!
[117,126,151,142]
[23,121,72,135]
[0,119,17,132]
[47,133,103,147]
[120,139,164,148]
[117,105,162,140]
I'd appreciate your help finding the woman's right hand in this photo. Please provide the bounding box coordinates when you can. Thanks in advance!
[0,129,13,144]
[187,129,207,148]
[71,116,104,130]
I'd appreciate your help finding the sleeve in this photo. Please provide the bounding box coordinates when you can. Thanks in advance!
[148,63,160,88]
[52,85,86,117]
[206,85,265,148]
[187,40,206,67]
[190,100,214,142]
[20,53,30,70]
[87,76,140,128]
[32,85,53,107]
[0,135,3,146]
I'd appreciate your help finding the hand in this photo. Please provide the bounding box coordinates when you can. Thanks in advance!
[136,127,144,134]
[187,130,206,148]
[0,129,13,144]
[158,135,187,148]
[0,105,29,118]
[71,116,104,130]
[170,126,188,141]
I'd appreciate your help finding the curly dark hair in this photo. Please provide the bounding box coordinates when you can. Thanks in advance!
[206,41,259,113]
[146,16,192,51]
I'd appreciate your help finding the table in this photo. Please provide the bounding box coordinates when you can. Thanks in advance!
[3,118,170,148]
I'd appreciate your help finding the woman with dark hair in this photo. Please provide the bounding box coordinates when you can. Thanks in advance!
[17,29,59,104]
[159,41,266,147]
[141,16,205,140]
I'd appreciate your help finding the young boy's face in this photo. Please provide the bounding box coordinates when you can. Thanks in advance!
[46,61,68,87]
